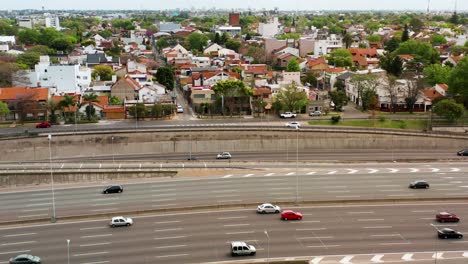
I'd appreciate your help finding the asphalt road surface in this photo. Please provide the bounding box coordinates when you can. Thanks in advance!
[0,203,467,264]
[1,163,468,223]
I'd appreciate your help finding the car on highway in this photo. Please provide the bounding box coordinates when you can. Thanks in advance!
[35,121,51,128]
[102,185,123,194]
[187,156,198,160]
[216,152,232,159]
[230,241,256,256]
[437,228,463,239]
[309,110,322,116]
[9,254,41,264]
[281,210,303,221]
[436,212,460,223]
[285,122,301,128]
[457,149,468,156]
[408,180,429,189]
[257,203,281,214]
[110,216,133,227]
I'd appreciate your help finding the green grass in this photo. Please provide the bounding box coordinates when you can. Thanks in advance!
[308,118,428,130]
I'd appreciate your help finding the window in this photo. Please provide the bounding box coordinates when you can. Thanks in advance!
[194,94,205,99]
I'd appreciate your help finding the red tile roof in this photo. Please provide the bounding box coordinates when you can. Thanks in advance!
[307,57,327,67]
[324,67,346,74]
[423,88,442,100]
[437,83,448,91]
[103,106,125,113]
[0,87,49,101]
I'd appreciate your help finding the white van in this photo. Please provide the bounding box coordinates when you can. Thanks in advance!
[230,241,256,256]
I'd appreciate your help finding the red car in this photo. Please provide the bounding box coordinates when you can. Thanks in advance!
[436,212,460,223]
[281,210,303,221]
[36,121,52,128]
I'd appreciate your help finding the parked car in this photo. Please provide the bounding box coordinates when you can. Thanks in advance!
[281,210,303,221]
[257,203,281,214]
[230,241,256,256]
[437,228,463,239]
[285,122,301,128]
[110,216,133,227]
[309,110,322,116]
[9,254,41,264]
[177,105,184,113]
[280,112,297,118]
[457,149,468,156]
[102,185,123,194]
[35,121,52,128]
[409,180,430,189]
[436,212,460,223]
[216,152,232,159]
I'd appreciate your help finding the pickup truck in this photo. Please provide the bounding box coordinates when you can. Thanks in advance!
[280,112,297,118]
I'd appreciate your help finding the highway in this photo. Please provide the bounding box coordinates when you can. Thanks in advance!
[1,203,468,264]
[1,162,468,223]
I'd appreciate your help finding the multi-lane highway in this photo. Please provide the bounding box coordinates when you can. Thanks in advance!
[1,162,468,223]
[1,203,468,264]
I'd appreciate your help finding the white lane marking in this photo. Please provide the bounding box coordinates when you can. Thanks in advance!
[152,203,178,207]
[347,169,358,174]
[215,194,240,198]
[217,216,247,220]
[286,172,295,175]
[307,172,316,175]
[358,219,384,221]
[270,187,293,190]
[18,214,49,218]
[410,168,419,172]
[225,231,255,235]
[327,171,337,174]
[450,181,463,184]
[336,195,361,198]
[91,203,117,207]
[376,185,400,187]
[420,217,434,220]
[156,254,188,258]
[296,228,327,231]
[28,197,51,202]
[154,228,183,232]
[0,250,30,255]
[402,253,414,261]
[381,242,411,246]
[387,168,399,173]
[451,168,460,172]
[79,242,111,247]
[73,251,108,257]
[265,173,275,176]
[211,190,238,193]
[243,174,254,178]
[431,168,440,172]
[371,254,384,263]
[367,169,378,174]
[432,252,444,259]
[3,233,36,237]
[151,193,176,197]
[307,245,341,248]
[222,174,233,178]
[370,234,399,237]
[348,211,374,214]
[21,208,48,212]
[26,203,51,207]
[80,261,110,264]
[463,252,468,257]
[412,210,434,213]
[90,208,118,212]
[1,241,36,246]
[217,200,242,203]
[327,190,350,193]
[297,236,333,239]
[151,199,176,202]
[431,224,459,227]
[80,234,112,239]
[154,221,181,224]
[223,224,250,227]
[311,257,324,264]
[363,226,392,229]
[155,245,186,249]
[154,236,187,240]
[340,255,354,264]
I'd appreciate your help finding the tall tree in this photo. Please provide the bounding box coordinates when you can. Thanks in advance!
[342,32,353,49]
[350,74,380,111]
[214,32,221,44]
[384,38,400,52]
[328,90,348,111]
[328,48,353,67]
[409,17,424,32]
[0,101,10,118]
[383,74,400,113]
[213,80,253,116]
[401,24,409,42]
[433,99,464,122]
[186,32,209,52]
[58,95,76,121]
[394,40,439,65]
[225,39,241,52]
[92,65,114,81]
[379,54,403,77]
[286,57,300,72]
[274,83,309,112]
[46,99,60,124]
[423,64,453,85]
[82,93,99,121]
[404,75,425,114]
[448,57,468,106]
[155,66,175,91]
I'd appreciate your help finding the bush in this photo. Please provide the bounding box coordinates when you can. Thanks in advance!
[378,115,386,122]
[331,115,341,124]
[398,121,407,129]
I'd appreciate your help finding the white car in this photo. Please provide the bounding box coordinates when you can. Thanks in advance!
[230,241,256,256]
[177,106,184,113]
[216,152,232,159]
[110,216,133,227]
[257,203,281,214]
[309,110,322,116]
[285,122,301,128]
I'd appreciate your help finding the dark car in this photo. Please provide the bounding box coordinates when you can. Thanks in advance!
[438,228,463,239]
[409,180,429,189]
[103,185,123,194]
[9,254,41,264]
[436,212,460,223]
[35,121,52,128]
[457,149,468,156]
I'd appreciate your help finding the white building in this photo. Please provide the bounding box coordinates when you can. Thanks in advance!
[258,17,281,38]
[44,14,61,30]
[191,56,211,68]
[18,18,34,29]
[314,34,343,56]
[0,36,15,45]
[215,26,241,38]
[138,83,166,103]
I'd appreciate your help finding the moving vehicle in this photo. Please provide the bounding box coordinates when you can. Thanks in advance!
[285,122,301,128]
[177,105,184,113]
[281,210,303,220]
[409,180,429,189]
[437,228,463,239]
[436,212,460,223]
[280,112,297,118]
[257,203,281,214]
[9,254,41,264]
[309,110,322,116]
[35,121,52,128]
[102,185,123,194]
[457,149,468,156]
[216,152,232,159]
[110,216,133,227]
[230,241,256,256]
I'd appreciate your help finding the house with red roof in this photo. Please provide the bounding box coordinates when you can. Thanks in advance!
[0,87,50,121]
[111,76,140,101]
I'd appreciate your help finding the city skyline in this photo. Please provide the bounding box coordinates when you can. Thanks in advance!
[0,0,466,11]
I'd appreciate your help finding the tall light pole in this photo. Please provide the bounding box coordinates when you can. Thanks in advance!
[430,224,437,264]
[74,101,77,134]
[264,230,269,264]
[67,239,70,264]
[189,130,192,160]
[111,136,115,164]
[135,103,138,130]
[295,126,299,205]
[48,134,56,222]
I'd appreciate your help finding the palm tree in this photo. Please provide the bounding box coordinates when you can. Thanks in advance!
[82,93,99,121]
[342,33,353,49]
[46,99,60,124]
[58,95,76,122]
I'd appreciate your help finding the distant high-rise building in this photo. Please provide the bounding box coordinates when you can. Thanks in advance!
[44,13,61,30]
[229,13,240,26]
[18,17,34,29]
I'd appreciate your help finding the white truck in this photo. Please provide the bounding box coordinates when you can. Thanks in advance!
[280,112,297,118]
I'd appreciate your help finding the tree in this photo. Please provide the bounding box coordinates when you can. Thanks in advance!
[82,93,99,120]
[450,45,468,56]
[328,48,353,67]
[449,12,459,24]
[213,79,253,116]
[46,99,60,124]
[423,64,453,85]
[329,90,348,111]
[186,32,209,52]
[409,18,424,32]
[274,83,309,112]
[384,38,400,52]
[394,40,439,65]
[448,57,468,106]
[342,32,353,49]
[302,73,317,87]
[225,39,241,52]
[155,66,175,91]
[38,28,61,46]
[51,37,74,52]
[430,35,447,46]
[404,75,425,113]
[92,65,114,81]
[16,52,41,69]
[221,32,230,45]
[246,45,265,63]
[383,75,399,113]
[58,94,76,122]
[366,35,381,42]
[109,96,123,105]
[18,29,40,45]
[214,32,221,44]
[128,103,146,120]
[401,24,409,42]
[379,54,403,77]
[350,74,380,111]
[286,57,300,72]
[0,101,10,118]
[433,99,464,122]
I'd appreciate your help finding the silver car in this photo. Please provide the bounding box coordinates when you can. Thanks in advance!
[216,152,232,159]
[257,203,281,214]
[110,216,133,227]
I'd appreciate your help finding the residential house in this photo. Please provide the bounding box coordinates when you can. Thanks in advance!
[159,22,182,33]
[258,17,281,38]
[314,34,343,56]
[0,87,49,121]
[434,83,448,96]
[324,67,348,90]
[138,83,166,103]
[190,85,215,106]
[204,43,223,56]
[214,26,241,38]
[348,48,379,70]
[111,76,140,101]
[276,52,299,68]
[192,56,211,68]
[102,105,126,119]
[201,70,240,86]
[444,54,464,66]
[252,87,273,114]
[305,57,329,73]
[79,95,109,119]
[86,53,121,68]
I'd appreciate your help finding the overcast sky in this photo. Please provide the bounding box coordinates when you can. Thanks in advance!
[1,0,465,11]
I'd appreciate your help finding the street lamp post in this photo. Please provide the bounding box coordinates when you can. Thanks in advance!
[430,224,438,264]
[264,230,269,264]
[111,136,115,164]
[48,134,56,222]
[74,101,77,134]
[295,126,299,204]
[189,130,192,160]
[67,239,70,264]
[135,103,138,130]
